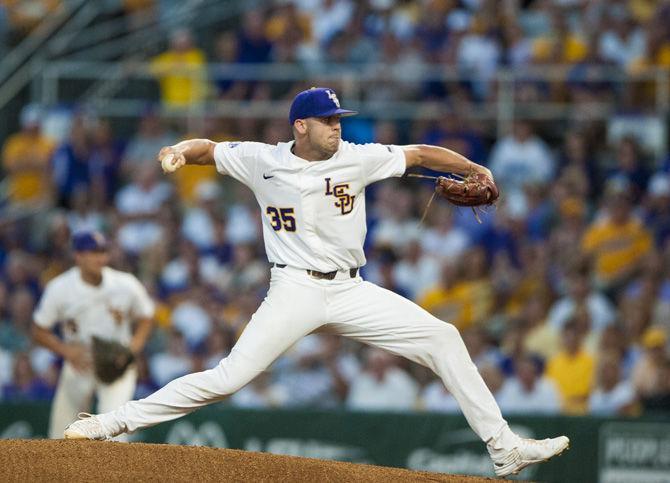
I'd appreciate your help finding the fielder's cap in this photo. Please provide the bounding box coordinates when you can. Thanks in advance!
[289,87,357,124]
[72,231,108,252]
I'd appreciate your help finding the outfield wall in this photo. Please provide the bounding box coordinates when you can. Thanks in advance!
[1,403,668,482]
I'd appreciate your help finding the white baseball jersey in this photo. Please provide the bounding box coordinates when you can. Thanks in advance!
[213,140,406,272]
[33,267,155,346]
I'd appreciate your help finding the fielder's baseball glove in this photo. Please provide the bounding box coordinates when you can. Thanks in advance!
[91,336,134,384]
[435,172,499,207]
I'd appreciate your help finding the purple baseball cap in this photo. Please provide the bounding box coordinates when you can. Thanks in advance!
[72,231,108,252]
[289,87,357,124]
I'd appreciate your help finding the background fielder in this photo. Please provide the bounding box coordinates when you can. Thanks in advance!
[65,88,568,477]
[32,231,154,439]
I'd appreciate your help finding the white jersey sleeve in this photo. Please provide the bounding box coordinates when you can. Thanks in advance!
[127,275,155,319]
[354,143,406,185]
[213,141,266,188]
[33,282,62,329]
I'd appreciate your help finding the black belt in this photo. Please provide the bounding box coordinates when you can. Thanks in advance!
[272,263,358,280]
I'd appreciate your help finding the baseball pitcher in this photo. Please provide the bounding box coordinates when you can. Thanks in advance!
[64,88,568,477]
[32,231,154,439]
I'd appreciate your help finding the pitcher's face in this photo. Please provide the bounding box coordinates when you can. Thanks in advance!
[302,115,342,158]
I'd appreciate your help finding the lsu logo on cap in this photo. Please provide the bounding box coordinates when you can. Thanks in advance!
[326,89,340,108]
[93,232,106,246]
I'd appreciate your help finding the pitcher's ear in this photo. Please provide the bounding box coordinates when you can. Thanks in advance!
[293,119,308,135]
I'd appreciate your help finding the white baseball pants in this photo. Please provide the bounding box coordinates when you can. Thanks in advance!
[50,361,137,440]
[99,266,510,445]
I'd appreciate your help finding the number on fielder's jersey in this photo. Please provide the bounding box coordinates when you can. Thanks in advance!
[266,206,296,232]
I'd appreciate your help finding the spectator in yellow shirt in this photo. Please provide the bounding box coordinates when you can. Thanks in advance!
[532,12,588,64]
[546,318,595,414]
[631,326,668,399]
[150,29,208,109]
[1,104,55,205]
[523,298,561,361]
[264,2,312,44]
[172,117,234,203]
[628,3,670,70]
[582,179,652,295]
[419,247,493,331]
[649,18,670,67]
[418,261,460,325]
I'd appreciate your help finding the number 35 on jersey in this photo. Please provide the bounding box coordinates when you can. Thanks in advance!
[266,206,296,231]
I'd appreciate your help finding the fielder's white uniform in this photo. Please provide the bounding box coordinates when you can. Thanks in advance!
[97,140,510,446]
[34,266,155,438]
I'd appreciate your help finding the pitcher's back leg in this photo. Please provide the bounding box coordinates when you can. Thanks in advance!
[97,273,325,436]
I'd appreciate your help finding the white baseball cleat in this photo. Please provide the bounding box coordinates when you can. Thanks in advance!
[490,435,570,477]
[63,413,111,440]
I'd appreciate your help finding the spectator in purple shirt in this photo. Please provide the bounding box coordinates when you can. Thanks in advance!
[237,10,273,64]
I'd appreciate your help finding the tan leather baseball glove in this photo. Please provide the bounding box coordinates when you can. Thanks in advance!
[435,172,499,207]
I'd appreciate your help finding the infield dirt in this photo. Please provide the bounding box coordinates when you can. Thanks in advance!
[0,439,498,482]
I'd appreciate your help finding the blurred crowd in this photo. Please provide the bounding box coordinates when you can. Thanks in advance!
[3,0,670,110]
[135,0,670,110]
[1,0,670,419]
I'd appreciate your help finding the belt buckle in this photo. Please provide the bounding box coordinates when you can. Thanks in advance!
[307,270,335,280]
[307,268,357,280]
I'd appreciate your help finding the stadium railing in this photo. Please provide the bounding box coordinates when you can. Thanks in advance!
[33,61,670,138]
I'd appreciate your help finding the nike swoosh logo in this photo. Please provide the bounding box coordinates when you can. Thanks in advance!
[263,174,274,179]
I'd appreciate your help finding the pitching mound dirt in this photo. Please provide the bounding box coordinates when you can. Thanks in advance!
[0,439,496,482]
